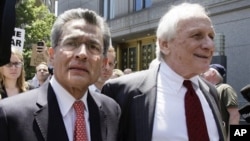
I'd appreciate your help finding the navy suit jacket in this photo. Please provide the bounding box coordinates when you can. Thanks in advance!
[0,82,121,141]
[102,64,226,141]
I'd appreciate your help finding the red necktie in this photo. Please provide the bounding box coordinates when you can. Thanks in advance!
[73,101,88,141]
[183,80,209,141]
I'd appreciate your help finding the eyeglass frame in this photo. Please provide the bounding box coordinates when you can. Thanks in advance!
[56,37,104,56]
[4,62,23,68]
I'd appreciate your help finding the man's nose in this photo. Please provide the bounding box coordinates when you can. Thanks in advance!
[202,36,215,50]
[76,44,88,59]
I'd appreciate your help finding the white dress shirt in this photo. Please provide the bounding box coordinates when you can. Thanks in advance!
[151,61,219,141]
[89,84,101,93]
[50,76,91,141]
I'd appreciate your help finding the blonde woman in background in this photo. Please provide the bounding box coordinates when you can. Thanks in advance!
[0,48,33,99]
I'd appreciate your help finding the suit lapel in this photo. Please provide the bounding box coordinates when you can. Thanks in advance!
[133,66,159,141]
[88,91,105,141]
[198,79,226,141]
[128,65,225,141]
[34,83,69,141]
[34,82,49,140]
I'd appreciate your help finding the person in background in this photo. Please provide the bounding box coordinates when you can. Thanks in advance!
[102,2,226,141]
[0,48,33,99]
[110,69,124,79]
[29,62,50,88]
[89,46,116,92]
[36,62,50,86]
[0,8,120,141]
[202,63,240,137]
[123,68,132,74]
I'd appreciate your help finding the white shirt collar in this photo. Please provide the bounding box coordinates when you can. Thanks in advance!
[160,61,199,90]
[50,76,88,117]
[89,84,101,93]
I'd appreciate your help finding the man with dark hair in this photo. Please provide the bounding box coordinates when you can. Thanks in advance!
[0,8,120,141]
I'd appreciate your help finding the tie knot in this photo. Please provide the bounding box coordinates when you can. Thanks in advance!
[183,80,193,89]
[73,101,85,112]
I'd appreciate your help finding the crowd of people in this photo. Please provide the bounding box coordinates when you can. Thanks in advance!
[0,2,244,141]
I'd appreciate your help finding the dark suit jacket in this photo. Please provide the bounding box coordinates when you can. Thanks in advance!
[102,64,227,141]
[0,82,121,141]
[0,84,35,99]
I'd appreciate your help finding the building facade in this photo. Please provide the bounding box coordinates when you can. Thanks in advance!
[56,0,250,107]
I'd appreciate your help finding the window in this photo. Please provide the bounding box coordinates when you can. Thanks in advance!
[121,47,137,71]
[135,0,152,11]
[214,33,225,56]
[145,0,151,8]
[102,0,114,20]
[102,0,108,19]
[141,43,156,70]
[110,0,114,19]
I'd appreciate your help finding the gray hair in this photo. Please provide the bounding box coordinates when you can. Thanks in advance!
[51,8,111,57]
[155,3,211,60]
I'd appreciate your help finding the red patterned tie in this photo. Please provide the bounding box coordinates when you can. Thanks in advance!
[183,80,209,141]
[73,101,88,141]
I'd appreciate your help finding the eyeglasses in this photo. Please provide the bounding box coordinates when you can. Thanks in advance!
[5,62,23,68]
[58,39,103,55]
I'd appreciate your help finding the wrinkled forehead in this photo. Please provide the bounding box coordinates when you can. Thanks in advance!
[60,19,103,43]
[177,17,214,33]
[107,51,116,60]
[37,64,48,70]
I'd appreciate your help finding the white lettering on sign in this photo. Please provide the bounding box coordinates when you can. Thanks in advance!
[234,129,247,136]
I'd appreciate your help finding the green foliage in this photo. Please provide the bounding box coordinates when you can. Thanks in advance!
[23,48,35,80]
[15,0,56,80]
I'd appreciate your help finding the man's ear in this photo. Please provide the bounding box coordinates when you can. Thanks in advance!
[48,47,55,65]
[159,39,170,55]
[48,47,54,57]
[211,70,217,77]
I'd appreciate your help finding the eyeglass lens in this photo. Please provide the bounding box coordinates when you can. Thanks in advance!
[6,62,23,68]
